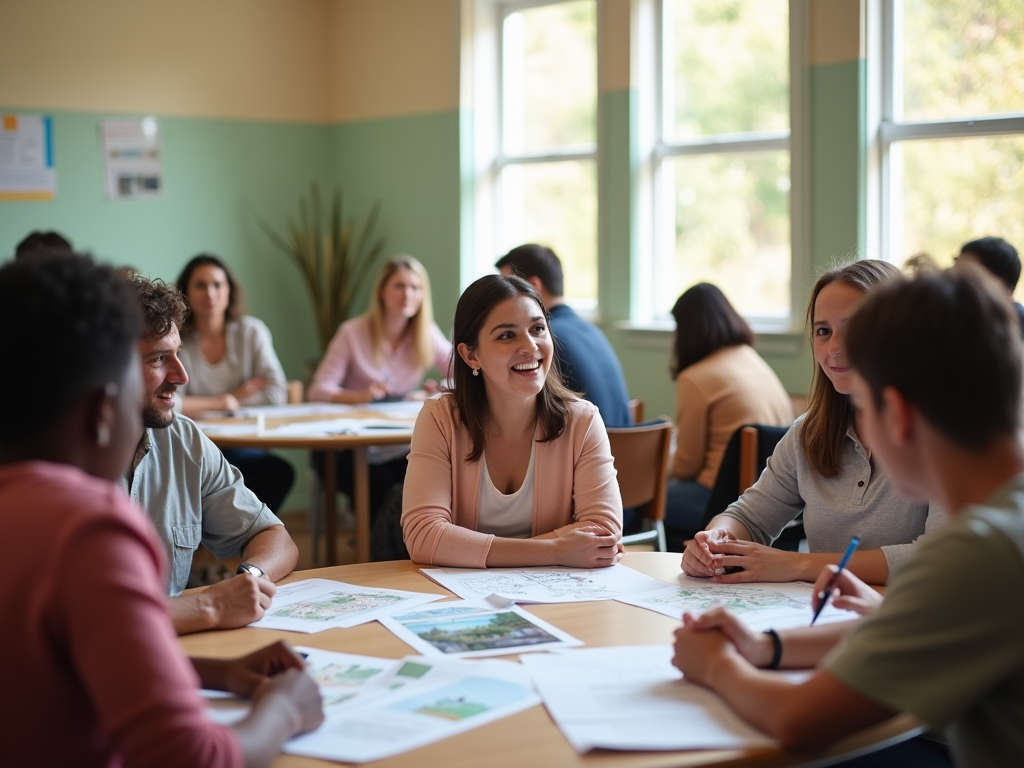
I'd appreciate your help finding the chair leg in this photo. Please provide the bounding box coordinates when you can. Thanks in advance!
[655,520,667,553]
[308,467,322,567]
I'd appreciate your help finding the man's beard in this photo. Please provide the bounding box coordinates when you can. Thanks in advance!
[142,387,177,429]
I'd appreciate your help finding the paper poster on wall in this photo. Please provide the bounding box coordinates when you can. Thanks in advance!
[0,114,56,201]
[101,117,163,200]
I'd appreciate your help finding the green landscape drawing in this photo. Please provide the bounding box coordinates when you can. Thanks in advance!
[271,591,405,621]
[310,662,387,687]
[407,610,559,653]
[417,697,489,720]
[647,587,806,614]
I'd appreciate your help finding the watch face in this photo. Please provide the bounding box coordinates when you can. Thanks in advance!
[238,563,264,578]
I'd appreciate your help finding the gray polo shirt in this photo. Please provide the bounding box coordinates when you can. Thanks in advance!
[121,414,283,595]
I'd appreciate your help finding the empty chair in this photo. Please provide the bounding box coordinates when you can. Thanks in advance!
[607,420,673,551]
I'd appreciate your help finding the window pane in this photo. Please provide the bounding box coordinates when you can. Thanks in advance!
[503,1,597,154]
[898,135,1024,298]
[665,0,788,141]
[659,151,791,318]
[901,0,1024,122]
[500,160,597,306]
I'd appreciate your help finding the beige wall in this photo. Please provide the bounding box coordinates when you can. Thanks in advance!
[809,0,864,65]
[0,0,333,122]
[327,0,459,122]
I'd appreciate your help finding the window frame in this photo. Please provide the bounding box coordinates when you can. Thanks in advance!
[875,0,1024,262]
[641,0,809,332]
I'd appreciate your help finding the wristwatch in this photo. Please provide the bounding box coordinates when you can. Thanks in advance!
[235,562,265,579]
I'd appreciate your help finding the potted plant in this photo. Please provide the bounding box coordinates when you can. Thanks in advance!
[260,183,386,352]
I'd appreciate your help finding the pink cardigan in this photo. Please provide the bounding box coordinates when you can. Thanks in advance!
[402,394,623,566]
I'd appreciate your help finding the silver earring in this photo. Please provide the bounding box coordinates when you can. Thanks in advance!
[472,367,480,377]
[97,423,111,447]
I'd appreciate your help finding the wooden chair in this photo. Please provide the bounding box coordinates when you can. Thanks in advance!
[737,424,804,551]
[287,380,304,404]
[628,398,645,425]
[606,420,673,551]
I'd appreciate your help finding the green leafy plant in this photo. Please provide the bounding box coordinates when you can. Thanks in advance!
[260,183,386,353]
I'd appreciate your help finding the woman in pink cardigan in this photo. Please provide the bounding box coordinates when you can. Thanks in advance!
[402,273,623,567]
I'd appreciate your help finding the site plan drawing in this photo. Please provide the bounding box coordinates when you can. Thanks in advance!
[250,578,444,633]
[421,564,670,604]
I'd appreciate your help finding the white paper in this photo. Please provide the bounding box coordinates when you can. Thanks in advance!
[420,564,671,604]
[285,655,540,764]
[378,599,583,658]
[100,117,162,200]
[236,403,354,418]
[250,578,444,634]
[522,645,776,752]
[616,576,854,630]
[0,113,56,199]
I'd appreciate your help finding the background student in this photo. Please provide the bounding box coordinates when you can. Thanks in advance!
[176,253,294,513]
[0,254,322,767]
[665,283,793,544]
[671,260,1024,767]
[682,260,945,584]
[402,274,622,568]
[308,254,453,517]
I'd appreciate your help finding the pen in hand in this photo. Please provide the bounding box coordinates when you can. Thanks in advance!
[810,535,860,626]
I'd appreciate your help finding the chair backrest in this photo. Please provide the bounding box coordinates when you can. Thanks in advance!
[287,380,304,404]
[702,423,790,528]
[628,398,645,425]
[605,420,673,523]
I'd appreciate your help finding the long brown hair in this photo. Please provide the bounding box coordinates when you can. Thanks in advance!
[801,260,902,476]
[366,255,436,368]
[451,274,574,462]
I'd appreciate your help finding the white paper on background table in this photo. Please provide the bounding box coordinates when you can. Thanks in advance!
[237,403,354,418]
[250,578,444,633]
[197,417,415,438]
[420,564,671,604]
[378,599,583,658]
[285,655,540,764]
[615,576,854,630]
[522,645,777,752]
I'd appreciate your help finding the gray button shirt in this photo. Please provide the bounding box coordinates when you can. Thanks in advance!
[121,414,283,595]
[718,416,946,576]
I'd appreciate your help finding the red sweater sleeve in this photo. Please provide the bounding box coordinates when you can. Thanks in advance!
[50,511,243,768]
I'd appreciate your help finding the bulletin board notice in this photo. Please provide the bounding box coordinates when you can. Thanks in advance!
[0,114,56,201]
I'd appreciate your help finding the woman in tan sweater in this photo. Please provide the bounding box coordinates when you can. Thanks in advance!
[665,283,793,545]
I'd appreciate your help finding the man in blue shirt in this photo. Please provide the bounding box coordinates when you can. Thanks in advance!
[496,244,632,427]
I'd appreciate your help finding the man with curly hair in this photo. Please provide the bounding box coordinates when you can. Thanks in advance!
[122,273,298,635]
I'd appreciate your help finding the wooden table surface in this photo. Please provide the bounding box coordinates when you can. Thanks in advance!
[180,552,921,768]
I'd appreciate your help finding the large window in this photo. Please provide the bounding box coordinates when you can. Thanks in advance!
[475,0,598,307]
[879,0,1024,280]
[650,0,803,326]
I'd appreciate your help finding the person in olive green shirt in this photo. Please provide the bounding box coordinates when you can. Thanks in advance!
[671,261,1024,767]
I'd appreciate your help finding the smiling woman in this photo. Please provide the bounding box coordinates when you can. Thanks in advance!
[401,273,623,568]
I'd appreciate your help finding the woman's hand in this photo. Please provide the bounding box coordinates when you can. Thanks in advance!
[679,608,774,668]
[681,528,738,578]
[697,538,805,583]
[811,565,882,617]
[553,524,622,568]
[223,640,307,698]
[232,377,268,402]
[422,378,442,396]
[364,382,388,402]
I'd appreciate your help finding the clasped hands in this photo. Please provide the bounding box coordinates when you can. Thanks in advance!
[681,528,802,582]
[553,522,624,568]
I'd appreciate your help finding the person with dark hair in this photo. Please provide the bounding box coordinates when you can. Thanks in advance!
[0,254,322,767]
[122,273,299,635]
[956,235,1024,334]
[665,283,792,542]
[682,260,945,584]
[672,261,1024,767]
[176,254,294,512]
[13,229,73,261]
[402,274,623,567]
[496,244,632,427]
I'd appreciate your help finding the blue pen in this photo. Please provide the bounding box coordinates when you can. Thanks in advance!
[810,535,860,625]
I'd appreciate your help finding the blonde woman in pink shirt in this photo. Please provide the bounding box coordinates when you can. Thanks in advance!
[402,274,623,567]
[309,255,453,516]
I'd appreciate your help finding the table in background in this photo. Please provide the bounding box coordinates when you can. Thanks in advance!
[181,552,922,768]
[199,405,416,565]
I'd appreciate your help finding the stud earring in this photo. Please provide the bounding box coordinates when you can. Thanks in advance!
[472,367,480,377]
[97,423,111,447]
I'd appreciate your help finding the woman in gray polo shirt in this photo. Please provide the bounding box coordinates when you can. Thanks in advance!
[681,260,945,585]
